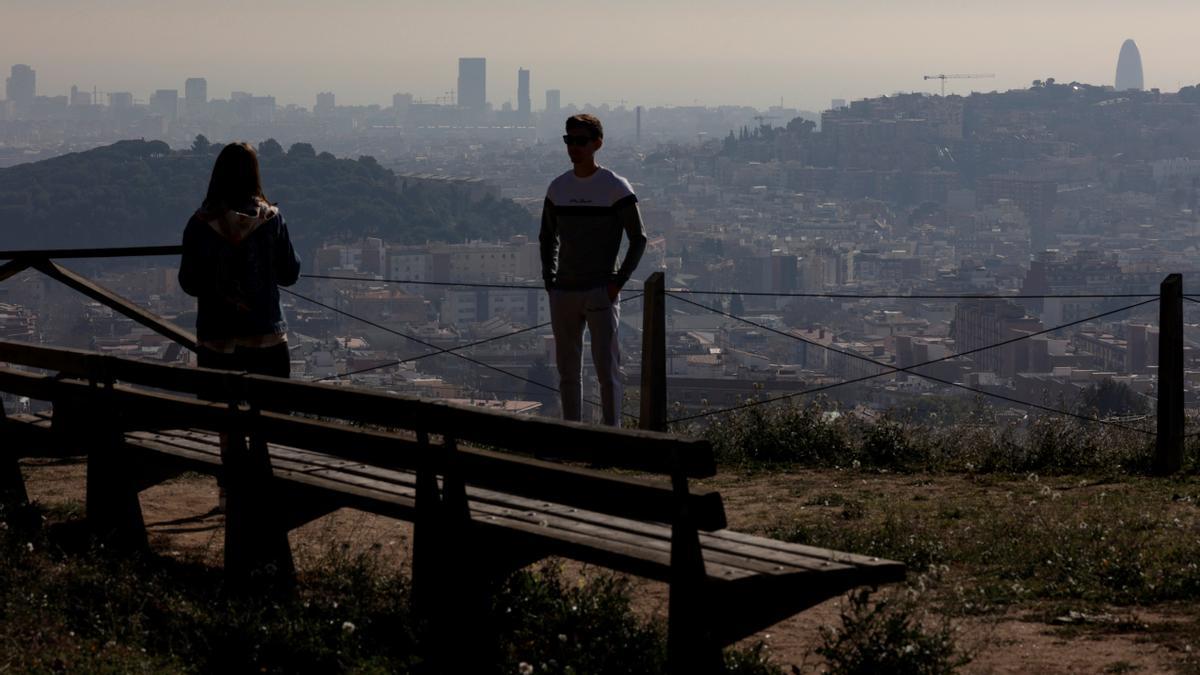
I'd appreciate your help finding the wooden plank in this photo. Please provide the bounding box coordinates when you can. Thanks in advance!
[0,366,64,401]
[127,429,891,594]
[128,435,740,579]
[0,342,100,376]
[0,258,31,283]
[150,412,725,531]
[104,358,241,400]
[245,375,716,477]
[140,434,815,578]
[0,341,716,477]
[0,341,238,400]
[463,496,789,577]
[0,341,714,474]
[443,444,726,531]
[130,426,889,579]
[709,529,905,570]
[251,413,425,470]
[466,509,755,583]
[0,245,183,260]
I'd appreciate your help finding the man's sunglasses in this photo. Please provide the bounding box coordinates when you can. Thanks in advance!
[562,134,596,147]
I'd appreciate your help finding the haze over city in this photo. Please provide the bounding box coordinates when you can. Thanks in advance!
[9,2,1200,672]
[3,0,1200,109]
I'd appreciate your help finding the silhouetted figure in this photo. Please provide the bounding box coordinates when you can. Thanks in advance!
[180,142,301,366]
[540,115,647,426]
[179,141,301,586]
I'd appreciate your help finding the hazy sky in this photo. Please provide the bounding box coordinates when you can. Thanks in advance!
[3,0,1199,111]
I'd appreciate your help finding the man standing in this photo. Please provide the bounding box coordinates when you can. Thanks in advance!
[540,114,647,426]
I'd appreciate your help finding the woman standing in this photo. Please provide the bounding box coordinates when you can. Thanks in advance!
[179,141,301,374]
[179,141,301,584]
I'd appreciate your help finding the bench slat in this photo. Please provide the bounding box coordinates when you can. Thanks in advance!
[246,375,716,478]
[125,429,875,581]
[0,346,717,479]
[148,416,729,531]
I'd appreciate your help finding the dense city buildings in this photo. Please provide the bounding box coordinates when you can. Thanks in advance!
[5,55,1200,422]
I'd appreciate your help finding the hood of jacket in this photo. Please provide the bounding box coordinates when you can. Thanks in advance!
[200,198,279,245]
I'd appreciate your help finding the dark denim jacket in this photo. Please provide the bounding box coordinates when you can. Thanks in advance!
[178,207,301,343]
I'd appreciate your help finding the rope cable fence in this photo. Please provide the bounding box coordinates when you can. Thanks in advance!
[664,292,1160,434]
[283,287,643,420]
[300,272,1161,300]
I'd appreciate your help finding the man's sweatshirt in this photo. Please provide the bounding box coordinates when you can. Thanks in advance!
[539,167,648,290]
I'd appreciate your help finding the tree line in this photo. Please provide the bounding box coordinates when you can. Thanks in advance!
[0,138,535,254]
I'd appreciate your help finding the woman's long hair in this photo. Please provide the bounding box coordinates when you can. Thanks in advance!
[202,142,268,216]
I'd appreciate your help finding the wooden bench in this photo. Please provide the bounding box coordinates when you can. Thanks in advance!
[0,340,904,673]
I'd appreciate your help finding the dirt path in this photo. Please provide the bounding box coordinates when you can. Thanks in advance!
[17,459,1187,673]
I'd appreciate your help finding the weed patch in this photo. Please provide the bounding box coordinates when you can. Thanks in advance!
[687,397,1167,475]
[768,475,1200,608]
[817,587,970,674]
[0,505,784,673]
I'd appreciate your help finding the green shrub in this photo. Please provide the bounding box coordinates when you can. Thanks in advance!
[817,587,969,674]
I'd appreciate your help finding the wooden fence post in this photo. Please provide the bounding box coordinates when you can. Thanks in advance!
[640,272,667,432]
[1155,273,1184,475]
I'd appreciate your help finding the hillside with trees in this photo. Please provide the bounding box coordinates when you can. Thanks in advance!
[0,138,535,253]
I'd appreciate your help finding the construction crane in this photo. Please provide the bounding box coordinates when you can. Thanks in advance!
[923,73,995,96]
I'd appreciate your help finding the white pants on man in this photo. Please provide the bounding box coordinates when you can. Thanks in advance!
[549,287,622,426]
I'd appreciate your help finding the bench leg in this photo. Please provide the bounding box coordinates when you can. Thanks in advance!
[668,519,722,675]
[223,431,295,589]
[410,436,442,618]
[0,407,29,508]
[1,454,28,509]
[413,436,497,672]
[0,456,26,505]
[85,428,148,550]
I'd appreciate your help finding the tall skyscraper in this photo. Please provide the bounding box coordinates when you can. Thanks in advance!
[149,89,179,122]
[545,89,561,114]
[517,68,531,117]
[458,57,486,109]
[1115,39,1144,91]
[184,78,207,117]
[5,64,35,109]
[315,92,335,115]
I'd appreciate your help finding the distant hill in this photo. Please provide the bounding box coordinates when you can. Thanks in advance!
[0,139,535,253]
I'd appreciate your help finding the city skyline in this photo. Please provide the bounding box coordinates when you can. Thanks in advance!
[2,1,1199,110]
